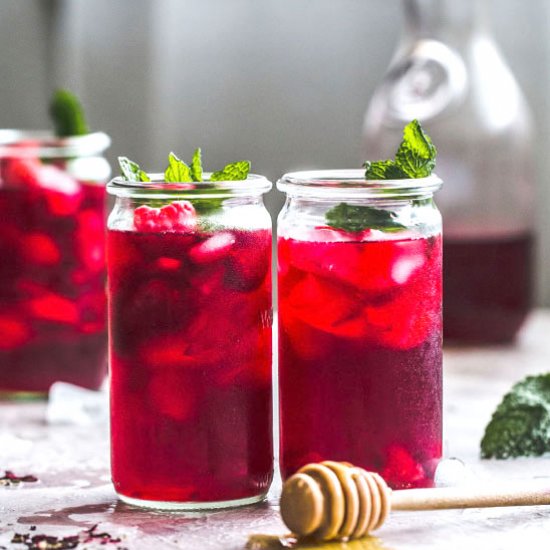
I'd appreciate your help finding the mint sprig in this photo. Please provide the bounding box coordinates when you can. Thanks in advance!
[364,160,408,180]
[211,160,251,182]
[190,148,203,182]
[325,203,405,233]
[395,119,437,178]
[324,119,436,233]
[118,157,150,182]
[364,119,436,180]
[118,150,252,214]
[49,89,89,137]
[481,373,550,459]
[165,152,192,183]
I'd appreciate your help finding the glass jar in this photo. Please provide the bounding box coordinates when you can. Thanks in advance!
[277,170,442,489]
[107,173,273,509]
[0,130,111,396]
[363,0,535,344]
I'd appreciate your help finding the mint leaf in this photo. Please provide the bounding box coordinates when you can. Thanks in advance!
[190,148,203,182]
[210,160,250,182]
[325,203,406,233]
[118,156,150,182]
[362,119,436,180]
[365,160,408,180]
[49,89,89,137]
[395,119,437,178]
[165,152,192,183]
[481,373,550,459]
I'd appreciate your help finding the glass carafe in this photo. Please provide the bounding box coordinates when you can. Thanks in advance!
[363,0,535,344]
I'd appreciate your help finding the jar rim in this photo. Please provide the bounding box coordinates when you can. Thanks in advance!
[107,173,272,199]
[0,130,111,158]
[277,169,442,198]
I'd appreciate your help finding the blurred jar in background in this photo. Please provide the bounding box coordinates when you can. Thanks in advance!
[363,0,535,344]
[0,131,111,396]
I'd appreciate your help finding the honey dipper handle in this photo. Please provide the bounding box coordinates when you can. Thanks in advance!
[391,484,550,511]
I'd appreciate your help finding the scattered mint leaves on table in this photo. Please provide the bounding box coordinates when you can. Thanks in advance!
[481,373,550,459]
[325,119,436,232]
[49,89,89,137]
[325,203,405,233]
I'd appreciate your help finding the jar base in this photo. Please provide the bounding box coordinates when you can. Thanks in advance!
[117,491,268,511]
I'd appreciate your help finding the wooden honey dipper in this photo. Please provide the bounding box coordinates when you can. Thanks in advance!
[280,461,550,542]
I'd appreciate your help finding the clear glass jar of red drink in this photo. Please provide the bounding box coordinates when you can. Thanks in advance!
[0,130,111,397]
[107,173,273,509]
[277,170,443,490]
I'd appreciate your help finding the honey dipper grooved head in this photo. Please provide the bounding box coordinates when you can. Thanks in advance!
[280,461,392,542]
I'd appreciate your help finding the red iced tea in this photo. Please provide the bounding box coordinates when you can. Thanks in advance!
[0,149,108,394]
[278,228,442,489]
[443,233,533,344]
[108,202,273,505]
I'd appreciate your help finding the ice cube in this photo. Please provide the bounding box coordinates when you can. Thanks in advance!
[28,293,79,324]
[0,432,33,459]
[189,232,236,264]
[283,274,367,338]
[46,382,108,427]
[283,236,427,292]
[434,457,474,488]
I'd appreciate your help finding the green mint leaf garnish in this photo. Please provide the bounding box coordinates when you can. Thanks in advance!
[365,160,408,180]
[117,151,251,212]
[325,203,406,233]
[165,152,193,183]
[190,148,203,182]
[118,156,150,182]
[327,119,436,232]
[481,373,550,459]
[395,119,437,178]
[210,160,250,182]
[49,89,89,137]
[362,119,436,180]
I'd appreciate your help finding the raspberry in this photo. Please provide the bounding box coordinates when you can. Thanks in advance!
[134,200,197,232]
[381,444,426,488]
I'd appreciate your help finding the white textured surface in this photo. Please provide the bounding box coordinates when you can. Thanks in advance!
[0,311,550,549]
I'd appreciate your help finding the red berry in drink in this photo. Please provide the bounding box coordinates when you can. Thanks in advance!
[21,233,61,266]
[134,200,197,232]
[0,314,31,350]
[381,445,426,488]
